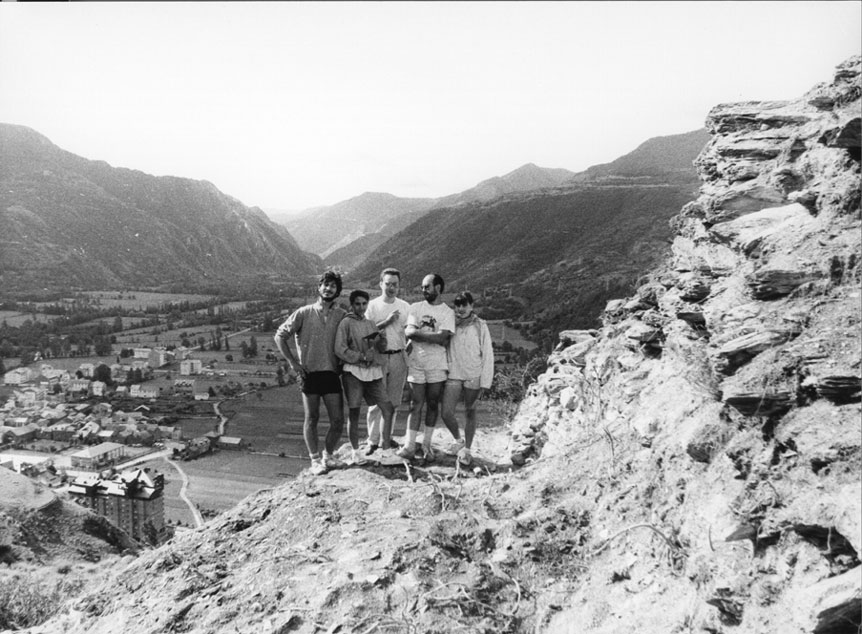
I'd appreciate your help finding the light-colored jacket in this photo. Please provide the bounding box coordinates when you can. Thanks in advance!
[335,313,387,380]
[447,314,494,389]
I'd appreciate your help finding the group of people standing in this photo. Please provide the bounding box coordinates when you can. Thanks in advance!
[274,268,494,476]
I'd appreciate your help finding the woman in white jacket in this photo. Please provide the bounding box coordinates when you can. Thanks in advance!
[440,291,494,466]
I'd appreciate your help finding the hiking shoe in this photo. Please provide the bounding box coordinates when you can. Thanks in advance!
[380,439,400,451]
[396,445,416,460]
[365,443,379,456]
[447,438,466,455]
[457,447,472,466]
[351,449,368,466]
[309,459,327,475]
[420,446,436,463]
[323,452,346,469]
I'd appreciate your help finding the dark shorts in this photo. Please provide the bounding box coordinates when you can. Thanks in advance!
[341,372,391,409]
[301,371,344,396]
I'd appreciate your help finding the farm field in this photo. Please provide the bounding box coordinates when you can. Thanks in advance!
[485,320,538,351]
[138,456,197,527]
[74,291,215,310]
[177,452,295,512]
[0,310,54,327]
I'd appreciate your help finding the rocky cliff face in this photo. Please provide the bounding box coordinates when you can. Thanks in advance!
[14,58,860,634]
[508,55,861,633]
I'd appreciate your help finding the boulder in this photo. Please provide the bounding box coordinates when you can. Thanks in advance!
[557,329,598,347]
[624,322,664,345]
[815,375,862,403]
[724,389,794,417]
[559,387,578,411]
[747,268,824,299]
[708,203,815,255]
[705,183,787,223]
[716,330,792,374]
[676,311,706,328]
[679,277,711,302]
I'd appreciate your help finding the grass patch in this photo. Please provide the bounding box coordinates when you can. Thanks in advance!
[0,571,85,630]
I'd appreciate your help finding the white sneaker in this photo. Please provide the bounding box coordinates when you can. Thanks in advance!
[309,458,327,475]
[447,438,466,455]
[396,445,416,460]
[351,449,368,466]
[457,447,472,466]
[323,452,346,469]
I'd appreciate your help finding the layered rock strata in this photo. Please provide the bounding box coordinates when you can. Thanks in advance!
[510,55,861,633]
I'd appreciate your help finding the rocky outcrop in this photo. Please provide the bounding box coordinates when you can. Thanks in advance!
[14,57,860,634]
[509,55,861,633]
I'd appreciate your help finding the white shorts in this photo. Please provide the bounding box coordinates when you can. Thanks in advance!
[446,377,482,390]
[407,368,448,384]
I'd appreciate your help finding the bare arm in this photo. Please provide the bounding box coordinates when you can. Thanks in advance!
[406,327,452,346]
[274,317,305,376]
[375,309,401,330]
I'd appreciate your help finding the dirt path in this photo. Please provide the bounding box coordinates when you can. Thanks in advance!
[165,457,204,528]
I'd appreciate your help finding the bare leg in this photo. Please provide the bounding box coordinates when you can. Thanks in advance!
[405,382,426,449]
[321,391,345,454]
[440,381,463,440]
[422,381,445,450]
[379,400,395,448]
[424,381,445,429]
[462,388,483,449]
[302,393,322,457]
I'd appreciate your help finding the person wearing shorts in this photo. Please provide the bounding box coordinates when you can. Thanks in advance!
[335,289,396,465]
[440,291,494,466]
[364,267,410,454]
[274,270,347,475]
[397,273,455,461]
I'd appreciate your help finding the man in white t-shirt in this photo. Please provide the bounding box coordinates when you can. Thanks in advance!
[397,273,455,461]
[364,267,410,454]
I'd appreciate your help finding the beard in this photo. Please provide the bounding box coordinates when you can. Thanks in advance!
[423,290,438,303]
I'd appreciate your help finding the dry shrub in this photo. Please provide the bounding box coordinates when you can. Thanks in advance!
[0,572,85,630]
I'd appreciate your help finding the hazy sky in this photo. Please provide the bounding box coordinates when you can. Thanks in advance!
[1,2,859,211]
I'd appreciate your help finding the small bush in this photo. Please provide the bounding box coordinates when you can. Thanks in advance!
[0,573,85,629]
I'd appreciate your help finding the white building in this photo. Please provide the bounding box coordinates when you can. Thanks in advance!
[3,367,35,386]
[149,348,171,368]
[180,359,203,376]
[129,384,158,399]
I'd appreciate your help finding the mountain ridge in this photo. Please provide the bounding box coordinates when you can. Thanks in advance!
[349,130,708,340]
[0,124,320,294]
[279,161,579,258]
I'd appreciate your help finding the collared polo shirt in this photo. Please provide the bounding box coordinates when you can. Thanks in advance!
[274,300,347,373]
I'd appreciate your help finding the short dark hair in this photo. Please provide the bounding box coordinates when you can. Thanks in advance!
[349,289,370,304]
[380,268,401,281]
[318,270,343,297]
[430,273,444,293]
[453,291,474,306]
